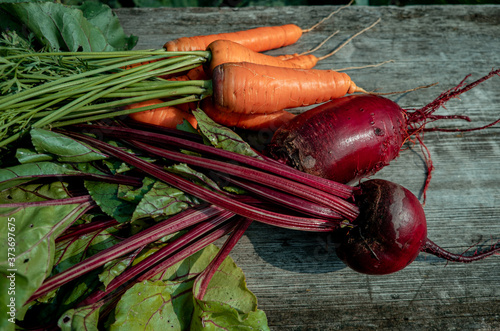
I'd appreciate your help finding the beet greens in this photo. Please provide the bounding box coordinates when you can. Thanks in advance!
[2,111,499,329]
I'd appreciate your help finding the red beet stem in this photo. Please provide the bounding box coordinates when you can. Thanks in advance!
[194,218,253,300]
[78,211,236,306]
[55,218,119,243]
[220,175,342,219]
[422,238,500,263]
[28,205,223,303]
[70,124,355,199]
[61,130,340,231]
[127,139,358,220]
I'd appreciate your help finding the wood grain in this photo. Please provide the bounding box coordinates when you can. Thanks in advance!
[115,5,500,330]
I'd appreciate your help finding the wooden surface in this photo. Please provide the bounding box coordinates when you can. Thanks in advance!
[115,5,500,330]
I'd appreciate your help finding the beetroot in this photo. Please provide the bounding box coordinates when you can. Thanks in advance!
[266,69,500,185]
[267,95,406,184]
[335,179,427,274]
[335,179,500,275]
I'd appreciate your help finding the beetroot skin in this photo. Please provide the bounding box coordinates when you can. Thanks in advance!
[266,95,407,184]
[335,179,427,275]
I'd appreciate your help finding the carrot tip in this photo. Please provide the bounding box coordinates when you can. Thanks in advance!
[355,86,368,94]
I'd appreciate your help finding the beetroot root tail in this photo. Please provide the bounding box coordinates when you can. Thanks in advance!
[407,68,500,134]
[422,238,500,263]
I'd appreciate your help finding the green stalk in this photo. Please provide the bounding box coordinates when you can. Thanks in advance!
[0,52,209,109]
[4,49,209,61]
[0,49,212,148]
[6,58,199,112]
[52,95,205,127]
[33,76,210,129]
[74,80,212,112]
[2,76,105,112]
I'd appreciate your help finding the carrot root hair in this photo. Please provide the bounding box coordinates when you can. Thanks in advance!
[302,0,354,33]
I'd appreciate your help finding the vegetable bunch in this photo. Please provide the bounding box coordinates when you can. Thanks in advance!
[1,2,500,330]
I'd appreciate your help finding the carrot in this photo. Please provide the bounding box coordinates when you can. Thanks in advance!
[205,17,382,75]
[211,62,366,115]
[276,53,300,60]
[165,24,303,53]
[126,99,198,129]
[200,98,296,131]
[277,54,320,69]
[280,18,382,70]
[204,40,317,76]
[164,1,354,53]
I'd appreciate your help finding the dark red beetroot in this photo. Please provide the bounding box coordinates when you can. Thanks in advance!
[267,95,406,184]
[335,179,500,275]
[266,69,500,185]
[335,179,427,275]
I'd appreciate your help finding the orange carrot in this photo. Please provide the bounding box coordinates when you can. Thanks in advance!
[275,18,381,70]
[126,99,198,129]
[204,40,317,76]
[164,1,354,52]
[204,18,381,75]
[211,62,365,115]
[200,99,296,131]
[281,54,320,69]
[164,24,304,53]
[276,53,300,60]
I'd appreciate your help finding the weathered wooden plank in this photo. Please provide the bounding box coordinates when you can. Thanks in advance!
[115,5,500,330]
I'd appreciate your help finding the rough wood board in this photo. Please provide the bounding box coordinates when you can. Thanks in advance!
[115,5,500,330]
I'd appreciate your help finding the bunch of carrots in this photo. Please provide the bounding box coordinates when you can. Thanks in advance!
[0,2,390,148]
[125,2,383,131]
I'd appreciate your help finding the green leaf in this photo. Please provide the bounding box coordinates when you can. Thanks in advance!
[0,158,106,193]
[110,279,195,331]
[193,251,258,314]
[166,163,220,192]
[77,2,138,51]
[0,161,78,191]
[153,243,220,282]
[190,246,269,330]
[1,2,137,52]
[117,177,156,203]
[23,267,104,329]
[0,199,92,329]
[84,180,136,223]
[193,109,261,158]
[176,118,200,135]
[109,245,217,329]
[58,302,103,331]
[109,245,268,331]
[15,148,54,164]
[130,180,196,222]
[99,248,140,289]
[0,181,70,204]
[31,128,108,163]
[191,301,269,331]
[53,227,121,276]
